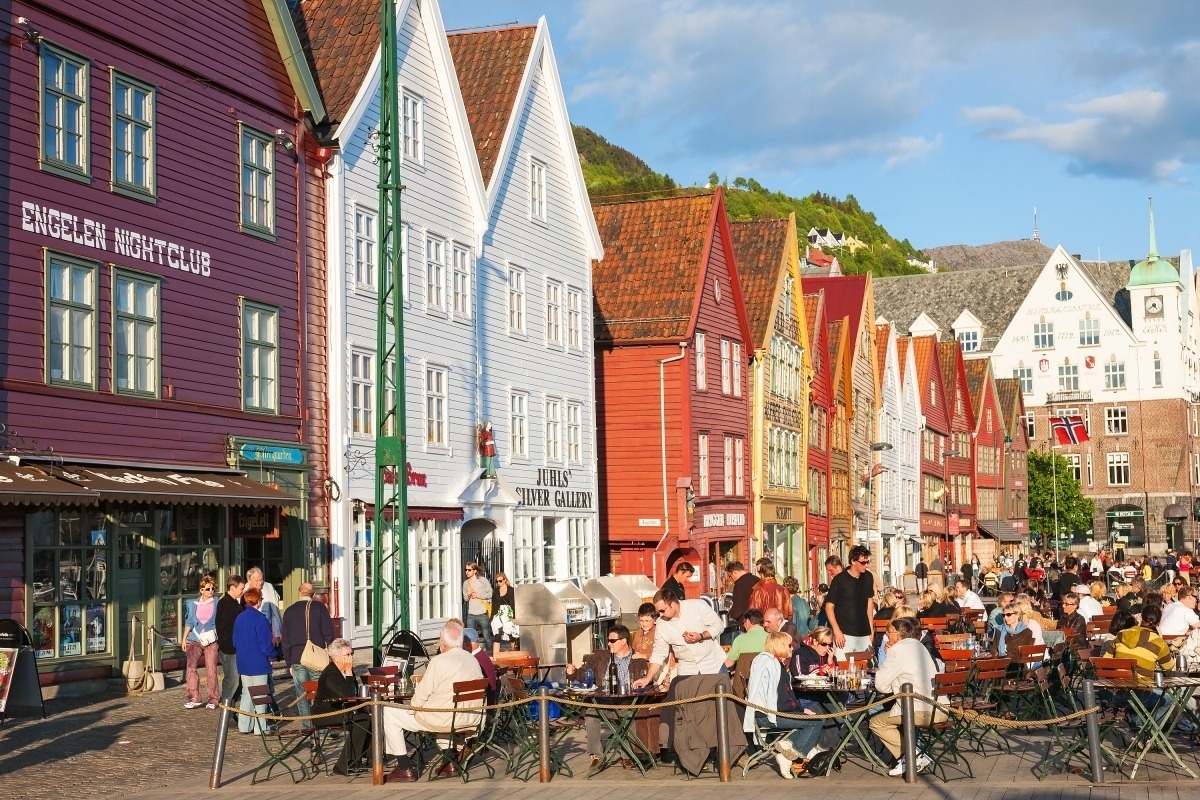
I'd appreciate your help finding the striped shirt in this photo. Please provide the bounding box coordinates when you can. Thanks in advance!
[1103,626,1173,685]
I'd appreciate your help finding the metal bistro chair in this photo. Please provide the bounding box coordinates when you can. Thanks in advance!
[301,680,353,776]
[1037,657,1132,777]
[246,683,313,784]
[422,677,494,782]
[961,657,1011,754]
[502,674,575,781]
[742,706,804,779]
[918,670,973,781]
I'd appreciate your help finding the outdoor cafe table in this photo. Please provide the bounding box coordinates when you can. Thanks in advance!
[1093,675,1200,779]
[794,677,889,775]
[563,688,666,777]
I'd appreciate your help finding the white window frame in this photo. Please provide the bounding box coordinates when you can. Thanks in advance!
[735,437,745,495]
[1079,317,1100,347]
[721,339,731,394]
[46,252,98,389]
[566,287,583,350]
[40,42,89,178]
[1105,406,1128,436]
[698,434,710,496]
[529,157,547,222]
[732,341,742,397]
[402,91,423,163]
[112,269,159,397]
[111,72,155,197]
[1033,321,1054,349]
[241,300,279,413]
[512,516,542,584]
[567,518,593,579]
[415,519,454,620]
[510,391,528,459]
[566,401,582,463]
[1193,453,1200,487]
[1104,361,1126,390]
[354,208,376,289]
[1154,356,1163,388]
[545,279,562,346]
[351,514,373,629]
[1107,452,1130,486]
[695,332,707,390]
[425,235,446,312]
[239,124,275,236]
[1067,453,1082,483]
[723,436,733,495]
[1025,412,1035,441]
[1014,366,1033,395]
[452,244,471,320]
[544,397,562,463]
[956,330,979,352]
[425,364,447,447]
[508,266,526,333]
[1058,364,1079,391]
[350,349,374,436]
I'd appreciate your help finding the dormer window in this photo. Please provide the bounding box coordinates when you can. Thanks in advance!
[956,329,980,352]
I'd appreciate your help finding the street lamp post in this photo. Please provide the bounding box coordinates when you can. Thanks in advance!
[943,447,960,571]
[869,441,893,577]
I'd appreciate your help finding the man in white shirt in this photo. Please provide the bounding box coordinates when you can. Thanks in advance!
[953,579,985,612]
[1089,554,1104,580]
[869,616,939,775]
[1160,587,1200,636]
[1074,585,1103,621]
[632,589,726,688]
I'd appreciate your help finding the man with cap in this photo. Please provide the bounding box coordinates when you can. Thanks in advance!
[1076,584,1103,621]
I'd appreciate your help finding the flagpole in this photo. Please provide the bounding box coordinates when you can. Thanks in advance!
[1051,446,1060,563]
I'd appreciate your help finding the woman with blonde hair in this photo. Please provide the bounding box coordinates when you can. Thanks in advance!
[747,632,826,779]
[1089,581,1110,606]
[181,574,221,710]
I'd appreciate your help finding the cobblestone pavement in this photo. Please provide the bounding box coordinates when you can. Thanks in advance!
[4,668,1200,800]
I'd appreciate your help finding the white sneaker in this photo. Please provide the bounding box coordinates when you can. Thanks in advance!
[773,739,803,762]
[915,753,932,772]
[205,703,218,710]
[888,758,906,777]
[805,744,827,760]
[184,701,202,709]
[775,752,796,779]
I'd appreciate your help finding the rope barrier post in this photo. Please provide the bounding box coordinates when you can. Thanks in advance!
[1082,678,1103,784]
[899,683,917,784]
[714,684,731,782]
[208,703,233,788]
[537,686,552,783]
[371,690,386,785]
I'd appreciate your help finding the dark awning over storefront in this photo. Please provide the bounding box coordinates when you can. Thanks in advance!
[57,465,295,506]
[0,462,100,505]
[1164,503,1188,520]
[977,521,1027,543]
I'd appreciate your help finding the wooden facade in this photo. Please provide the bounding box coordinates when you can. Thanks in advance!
[911,335,951,560]
[939,341,976,569]
[804,291,833,588]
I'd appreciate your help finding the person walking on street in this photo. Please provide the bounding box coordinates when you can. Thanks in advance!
[914,558,928,593]
[463,563,494,650]
[246,567,283,655]
[182,575,221,709]
[216,574,245,711]
[233,587,277,734]
[662,561,694,600]
[824,544,876,657]
[281,582,335,725]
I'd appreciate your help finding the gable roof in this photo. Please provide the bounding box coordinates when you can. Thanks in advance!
[938,340,974,425]
[446,25,536,187]
[591,192,717,344]
[730,218,791,346]
[911,335,948,432]
[805,291,825,374]
[896,336,909,383]
[290,0,377,128]
[805,275,870,346]
[875,323,891,387]
[993,377,1025,443]
[963,358,990,407]
[262,0,328,123]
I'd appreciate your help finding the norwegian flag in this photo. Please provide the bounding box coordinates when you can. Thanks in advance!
[1051,415,1089,445]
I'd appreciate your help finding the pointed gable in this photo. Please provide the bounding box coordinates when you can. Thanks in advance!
[805,291,825,377]
[939,340,975,427]
[805,275,870,345]
[593,192,743,344]
[875,322,891,387]
[446,25,536,187]
[912,335,948,432]
[730,217,791,346]
[291,0,380,129]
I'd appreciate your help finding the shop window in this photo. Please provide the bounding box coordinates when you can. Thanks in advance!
[414,518,454,620]
[512,515,542,583]
[156,507,222,644]
[567,518,592,578]
[27,508,109,660]
[352,513,373,630]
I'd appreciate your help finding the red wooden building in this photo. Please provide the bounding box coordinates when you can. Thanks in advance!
[911,336,952,562]
[965,359,1009,563]
[592,191,753,594]
[804,291,833,587]
[995,377,1031,550]
[939,341,976,569]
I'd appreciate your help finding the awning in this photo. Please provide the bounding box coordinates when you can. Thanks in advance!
[977,520,1027,543]
[57,465,295,506]
[0,462,100,505]
[1163,503,1188,520]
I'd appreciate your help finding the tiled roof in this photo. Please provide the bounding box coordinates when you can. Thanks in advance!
[875,323,890,386]
[591,193,716,344]
[805,275,869,345]
[963,358,990,406]
[292,0,381,129]
[896,337,908,381]
[827,318,844,365]
[730,218,790,346]
[994,377,1024,440]
[447,25,536,187]
[911,336,944,429]
[807,248,835,268]
[804,291,824,371]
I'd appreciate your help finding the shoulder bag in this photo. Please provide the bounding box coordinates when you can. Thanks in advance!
[300,601,330,671]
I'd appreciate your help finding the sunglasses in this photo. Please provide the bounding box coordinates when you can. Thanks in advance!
[201,587,215,592]
[607,638,621,644]
[1003,612,1018,618]
[815,641,832,647]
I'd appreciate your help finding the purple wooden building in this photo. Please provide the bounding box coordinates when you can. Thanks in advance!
[1,1,328,690]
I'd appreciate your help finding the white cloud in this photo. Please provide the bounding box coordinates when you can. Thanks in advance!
[1063,89,1166,121]
[961,106,1028,126]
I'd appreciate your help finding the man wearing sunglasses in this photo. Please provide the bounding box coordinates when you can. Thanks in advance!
[633,589,726,689]
[824,545,876,657]
[566,625,645,767]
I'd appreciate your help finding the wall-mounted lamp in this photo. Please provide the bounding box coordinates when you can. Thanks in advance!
[225,435,238,468]
[274,129,298,160]
[17,17,41,44]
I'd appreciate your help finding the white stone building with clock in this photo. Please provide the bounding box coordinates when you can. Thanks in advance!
[875,219,1200,555]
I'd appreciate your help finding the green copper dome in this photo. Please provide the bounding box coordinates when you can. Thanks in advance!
[1128,198,1180,287]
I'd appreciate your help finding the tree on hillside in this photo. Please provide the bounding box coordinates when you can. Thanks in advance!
[1028,450,1095,550]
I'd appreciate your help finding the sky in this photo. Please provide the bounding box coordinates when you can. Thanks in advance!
[441,0,1200,261]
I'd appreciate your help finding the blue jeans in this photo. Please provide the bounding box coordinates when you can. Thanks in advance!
[290,663,322,725]
[466,613,493,649]
[239,673,271,734]
[770,714,824,757]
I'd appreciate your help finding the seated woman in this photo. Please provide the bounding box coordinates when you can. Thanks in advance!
[314,638,371,775]
[1014,597,1050,640]
[988,602,1038,665]
[1057,592,1088,644]
[746,632,826,779]
[791,626,836,676]
[916,589,957,619]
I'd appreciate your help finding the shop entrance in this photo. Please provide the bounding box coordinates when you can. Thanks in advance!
[114,509,155,665]
[461,519,502,585]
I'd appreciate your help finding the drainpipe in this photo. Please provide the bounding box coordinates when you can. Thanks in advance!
[653,342,689,583]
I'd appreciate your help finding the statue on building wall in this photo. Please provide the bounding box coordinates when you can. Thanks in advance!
[478,421,497,478]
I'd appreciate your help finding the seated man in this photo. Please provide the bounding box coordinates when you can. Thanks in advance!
[382,622,483,782]
[953,579,985,612]
[565,625,648,767]
[763,607,798,646]
[313,638,370,775]
[869,616,940,776]
[724,609,768,670]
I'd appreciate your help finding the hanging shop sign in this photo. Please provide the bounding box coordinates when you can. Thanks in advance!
[238,442,305,466]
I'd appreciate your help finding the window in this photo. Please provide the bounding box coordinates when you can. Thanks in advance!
[695,332,707,390]
[425,235,445,311]
[350,350,373,435]
[1025,412,1035,440]
[732,342,742,397]
[1086,453,1093,487]
[1079,317,1100,346]
[544,398,562,462]
[1194,453,1200,487]
[452,245,471,318]
[27,508,113,659]
[1058,364,1079,391]
[1104,361,1126,390]
[351,513,373,629]
[47,253,97,389]
[566,402,582,463]
[735,437,745,495]
[415,519,454,619]
[542,518,558,580]
[957,330,979,352]
[721,339,731,394]
[239,126,274,235]
[508,266,526,332]
[354,208,376,287]
[1033,321,1054,349]
[40,43,89,177]
[382,357,397,436]
[1067,453,1082,483]
[510,391,528,459]
[425,366,447,446]
[545,280,562,346]
[567,287,583,349]
[112,73,154,196]
[724,436,734,495]
[698,434,710,496]
[529,157,547,221]
[1105,406,1128,435]
[1107,452,1130,486]
[402,91,422,162]
[1154,355,1163,388]
[567,518,592,578]
[113,271,159,396]
[153,507,222,645]
[929,382,937,407]
[241,301,278,413]
[1013,366,1033,395]
[923,475,945,514]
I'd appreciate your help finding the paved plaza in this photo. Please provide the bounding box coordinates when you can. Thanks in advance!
[3,667,1200,800]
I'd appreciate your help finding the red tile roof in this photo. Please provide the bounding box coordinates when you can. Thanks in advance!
[591,193,717,343]
[292,0,381,129]
[896,337,908,382]
[963,358,991,408]
[447,25,537,186]
[805,291,824,373]
[875,323,890,386]
[730,218,790,346]
[807,247,835,268]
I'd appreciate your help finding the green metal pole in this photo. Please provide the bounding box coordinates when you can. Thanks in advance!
[372,0,408,664]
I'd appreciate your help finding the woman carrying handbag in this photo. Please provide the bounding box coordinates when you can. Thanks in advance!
[182,575,221,709]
